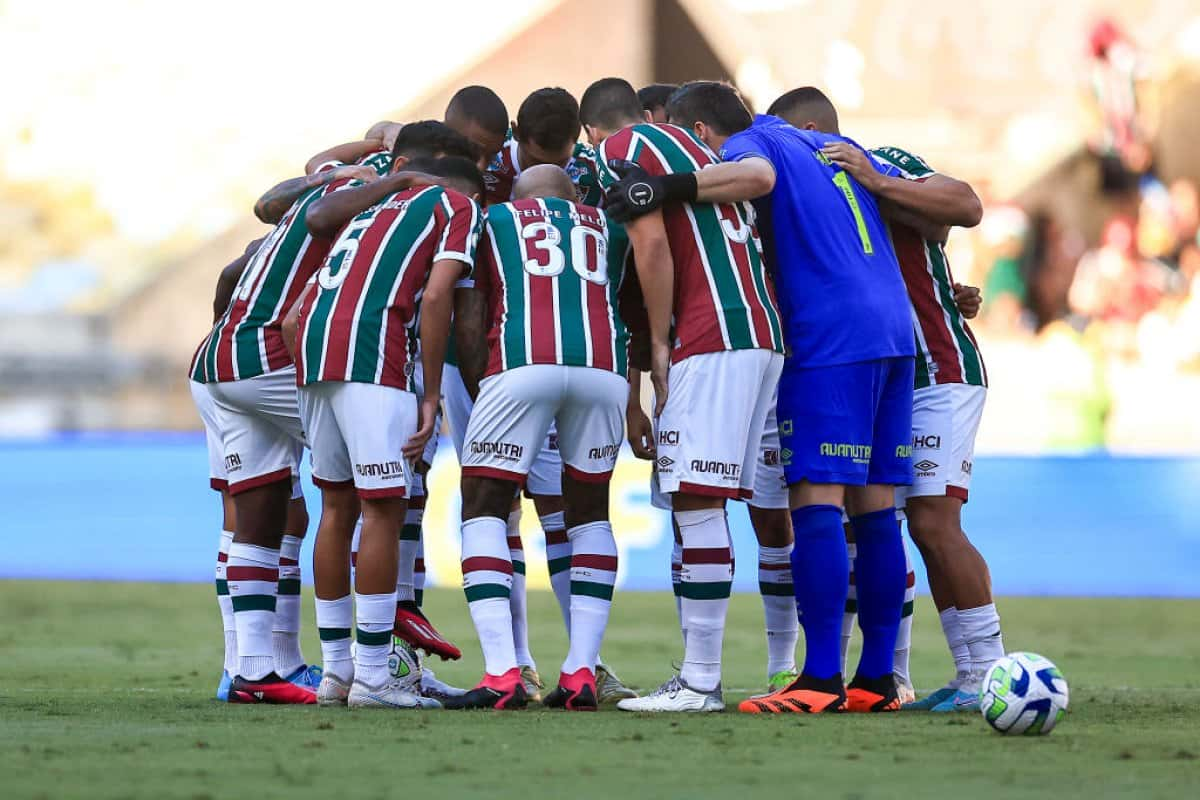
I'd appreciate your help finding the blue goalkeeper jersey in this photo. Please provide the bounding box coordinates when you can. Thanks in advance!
[720,115,914,367]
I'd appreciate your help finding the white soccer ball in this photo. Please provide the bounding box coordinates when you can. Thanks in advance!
[980,651,1069,735]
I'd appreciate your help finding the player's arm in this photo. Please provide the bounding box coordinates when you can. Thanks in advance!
[626,367,654,460]
[281,281,315,361]
[820,143,982,228]
[305,170,445,238]
[406,259,462,461]
[254,164,380,225]
[624,210,673,415]
[304,138,386,176]
[603,157,774,222]
[453,286,489,401]
[211,238,262,321]
[878,199,951,243]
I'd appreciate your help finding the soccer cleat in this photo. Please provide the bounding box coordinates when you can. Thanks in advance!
[750,669,800,699]
[845,674,901,712]
[896,677,917,706]
[931,687,982,713]
[229,673,317,704]
[216,670,232,702]
[442,668,528,710]
[903,684,959,711]
[595,663,638,703]
[284,663,323,692]
[543,667,599,711]
[419,667,467,701]
[347,677,442,709]
[520,665,544,703]
[616,675,724,713]
[316,673,352,706]
[737,673,846,714]
[393,601,461,661]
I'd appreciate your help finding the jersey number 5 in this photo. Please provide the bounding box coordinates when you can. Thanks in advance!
[831,171,874,255]
[521,221,609,285]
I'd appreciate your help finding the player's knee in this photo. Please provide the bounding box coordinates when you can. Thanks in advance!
[562,476,609,528]
[905,498,962,552]
[748,506,792,547]
[285,497,309,537]
[672,492,726,513]
[461,476,518,521]
[529,493,565,518]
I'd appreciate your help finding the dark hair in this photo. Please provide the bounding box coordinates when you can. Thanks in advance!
[638,83,678,113]
[444,85,509,137]
[580,77,643,129]
[406,155,485,198]
[515,87,581,150]
[391,120,478,162]
[665,81,753,136]
[766,86,839,133]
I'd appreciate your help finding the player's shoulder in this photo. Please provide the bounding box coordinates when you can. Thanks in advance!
[869,145,936,179]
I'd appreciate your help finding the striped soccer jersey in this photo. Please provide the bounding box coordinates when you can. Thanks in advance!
[296,185,482,390]
[191,149,394,383]
[475,197,631,377]
[870,146,987,388]
[485,137,604,207]
[597,123,784,363]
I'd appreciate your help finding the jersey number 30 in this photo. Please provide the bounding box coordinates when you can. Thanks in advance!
[521,222,609,285]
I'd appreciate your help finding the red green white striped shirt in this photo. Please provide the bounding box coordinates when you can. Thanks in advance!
[476,197,631,377]
[296,185,481,390]
[484,137,604,207]
[597,123,784,363]
[870,146,987,389]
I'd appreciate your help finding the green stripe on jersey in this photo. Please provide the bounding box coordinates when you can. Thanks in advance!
[544,198,587,364]
[928,242,985,385]
[490,205,530,370]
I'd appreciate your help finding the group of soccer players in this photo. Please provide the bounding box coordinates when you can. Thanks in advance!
[189,76,1004,714]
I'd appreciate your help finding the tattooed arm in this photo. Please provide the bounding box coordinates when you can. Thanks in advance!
[253,164,379,225]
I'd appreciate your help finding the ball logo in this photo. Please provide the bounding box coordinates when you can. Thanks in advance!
[629,182,654,207]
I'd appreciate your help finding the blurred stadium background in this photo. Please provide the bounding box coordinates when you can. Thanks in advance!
[3,0,1197,594]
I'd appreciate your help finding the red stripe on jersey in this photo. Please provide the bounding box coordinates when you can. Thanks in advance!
[571,554,618,571]
[324,208,400,381]
[585,267,613,371]
[526,222,558,363]
[891,224,964,383]
[658,124,717,167]
[226,566,279,582]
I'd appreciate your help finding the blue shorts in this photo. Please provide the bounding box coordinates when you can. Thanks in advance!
[777,356,915,487]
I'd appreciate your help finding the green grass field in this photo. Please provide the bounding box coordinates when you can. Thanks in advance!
[2,581,1198,799]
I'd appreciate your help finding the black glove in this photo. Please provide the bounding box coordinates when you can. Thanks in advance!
[603,158,698,223]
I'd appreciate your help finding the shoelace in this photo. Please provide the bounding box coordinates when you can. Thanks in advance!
[648,675,684,698]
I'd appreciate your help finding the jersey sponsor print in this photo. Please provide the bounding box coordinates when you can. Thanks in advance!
[476,197,631,376]
[191,150,394,383]
[297,185,482,390]
[870,146,987,388]
[597,123,784,363]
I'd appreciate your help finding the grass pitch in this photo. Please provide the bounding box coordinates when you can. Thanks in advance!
[1,581,1198,799]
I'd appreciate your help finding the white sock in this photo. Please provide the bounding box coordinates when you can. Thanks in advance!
[414,535,426,606]
[939,606,970,687]
[315,596,354,682]
[671,527,685,646]
[272,534,305,677]
[562,521,617,676]
[758,544,798,678]
[894,540,915,686]
[354,592,396,688]
[227,542,280,680]
[350,517,362,570]
[215,530,237,675]
[841,542,858,676]
[397,503,422,603]
[958,603,1004,676]
[676,508,732,692]
[541,511,572,632]
[462,516,517,676]
[507,508,534,669]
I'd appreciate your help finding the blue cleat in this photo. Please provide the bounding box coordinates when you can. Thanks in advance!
[902,684,957,710]
[216,670,233,702]
[284,664,324,692]
[930,688,981,713]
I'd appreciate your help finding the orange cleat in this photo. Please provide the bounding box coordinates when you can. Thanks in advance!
[845,674,901,712]
[737,674,846,714]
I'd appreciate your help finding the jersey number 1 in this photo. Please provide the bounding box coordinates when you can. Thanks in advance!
[832,171,874,255]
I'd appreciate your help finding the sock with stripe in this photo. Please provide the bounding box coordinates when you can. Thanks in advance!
[958,603,1004,676]
[354,592,396,688]
[462,516,518,677]
[350,517,362,571]
[940,606,970,686]
[671,522,684,645]
[414,535,426,607]
[541,512,572,632]
[397,501,423,603]
[272,534,305,677]
[506,508,535,669]
[215,530,237,676]
[562,521,618,675]
[315,595,353,682]
[894,541,916,686]
[840,540,857,676]
[790,504,847,680]
[227,542,280,681]
[676,508,733,692]
[758,544,798,678]
[850,508,906,680]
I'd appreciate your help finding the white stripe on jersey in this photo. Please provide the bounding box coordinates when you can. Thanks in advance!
[489,229,512,369]
[373,213,436,385]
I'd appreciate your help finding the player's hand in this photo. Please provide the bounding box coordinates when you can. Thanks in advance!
[820,143,880,191]
[404,397,440,462]
[604,159,663,223]
[627,405,655,460]
[953,283,983,319]
[649,340,671,417]
[331,164,381,185]
[379,122,403,151]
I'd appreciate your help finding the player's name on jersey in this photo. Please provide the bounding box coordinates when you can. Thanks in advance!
[510,204,606,227]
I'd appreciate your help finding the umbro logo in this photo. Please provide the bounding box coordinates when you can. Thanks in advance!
[914,459,938,472]
[657,456,675,470]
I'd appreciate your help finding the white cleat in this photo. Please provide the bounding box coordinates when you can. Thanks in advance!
[895,676,917,706]
[616,675,724,713]
[316,673,352,707]
[348,678,442,709]
[419,666,467,700]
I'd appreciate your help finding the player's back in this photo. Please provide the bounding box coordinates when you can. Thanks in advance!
[720,116,913,368]
[478,196,630,377]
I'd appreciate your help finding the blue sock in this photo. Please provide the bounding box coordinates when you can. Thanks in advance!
[790,504,848,680]
[850,507,905,680]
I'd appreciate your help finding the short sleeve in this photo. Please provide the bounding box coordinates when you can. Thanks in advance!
[434,190,483,280]
[870,146,936,181]
[720,130,774,168]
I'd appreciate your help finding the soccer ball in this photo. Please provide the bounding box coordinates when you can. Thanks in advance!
[979,652,1069,735]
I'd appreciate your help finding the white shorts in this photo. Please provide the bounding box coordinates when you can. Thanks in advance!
[299,381,418,499]
[652,349,784,503]
[461,365,626,485]
[897,383,986,506]
[207,366,306,495]
[747,398,788,510]
[444,363,563,496]
[191,380,228,492]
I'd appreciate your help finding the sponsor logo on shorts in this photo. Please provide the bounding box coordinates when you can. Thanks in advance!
[961,459,973,475]
[224,453,242,472]
[780,447,792,467]
[762,449,780,466]
[658,430,679,446]
[914,459,939,477]
[355,461,405,480]
[895,445,913,458]
[690,460,740,478]
[470,440,523,462]
[779,419,794,436]
[656,455,675,471]
[913,434,941,450]
[588,444,620,460]
[547,433,559,451]
[819,442,871,464]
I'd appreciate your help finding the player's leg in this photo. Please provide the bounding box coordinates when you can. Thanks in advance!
[394,470,462,662]
[895,540,917,704]
[840,517,856,676]
[529,441,572,634]
[274,481,318,690]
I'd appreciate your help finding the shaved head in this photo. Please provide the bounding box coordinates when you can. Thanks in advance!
[767,86,840,134]
[513,164,575,201]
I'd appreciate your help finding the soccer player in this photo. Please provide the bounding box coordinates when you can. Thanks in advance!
[444,164,632,711]
[580,77,785,713]
[769,87,1003,712]
[638,83,677,124]
[605,80,915,714]
[288,155,484,708]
